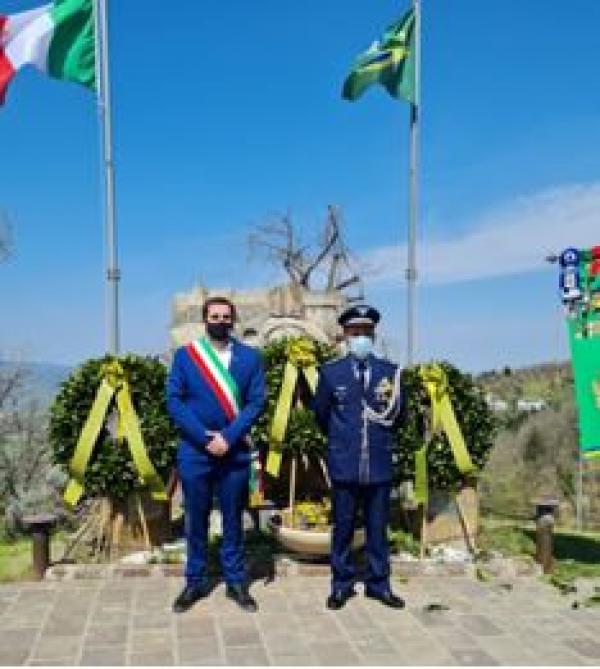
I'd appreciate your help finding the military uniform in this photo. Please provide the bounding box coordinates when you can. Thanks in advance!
[312,306,404,602]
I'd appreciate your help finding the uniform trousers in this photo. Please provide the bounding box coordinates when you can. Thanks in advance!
[331,482,391,596]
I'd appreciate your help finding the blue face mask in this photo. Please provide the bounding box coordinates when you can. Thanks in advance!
[348,335,373,360]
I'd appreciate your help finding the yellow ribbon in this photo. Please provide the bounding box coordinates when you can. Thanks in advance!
[63,359,167,507]
[266,339,318,477]
[414,363,474,505]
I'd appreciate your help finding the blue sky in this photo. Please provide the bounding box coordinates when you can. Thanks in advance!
[1,0,599,371]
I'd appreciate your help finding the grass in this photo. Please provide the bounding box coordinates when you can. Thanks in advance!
[0,531,68,583]
[3,513,598,585]
[478,519,536,558]
[545,529,600,581]
[0,526,278,582]
[389,529,421,557]
[479,515,600,582]
[0,536,34,582]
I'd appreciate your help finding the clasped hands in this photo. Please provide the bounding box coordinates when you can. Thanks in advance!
[205,430,229,457]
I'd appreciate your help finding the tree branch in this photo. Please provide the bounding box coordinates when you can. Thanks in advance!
[300,206,340,286]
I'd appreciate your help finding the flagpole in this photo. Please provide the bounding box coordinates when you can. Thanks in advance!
[406,0,421,367]
[95,0,120,355]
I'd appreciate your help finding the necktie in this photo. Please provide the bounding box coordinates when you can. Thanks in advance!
[357,361,367,391]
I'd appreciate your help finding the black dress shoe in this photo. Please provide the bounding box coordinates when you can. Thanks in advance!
[226,584,258,612]
[172,583,211,613]
[365,589,405,609]
[326,589,356,610]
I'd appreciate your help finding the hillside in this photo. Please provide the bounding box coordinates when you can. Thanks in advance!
[0,361,71,407]
[474,360,600,529]
[476,360,573,404]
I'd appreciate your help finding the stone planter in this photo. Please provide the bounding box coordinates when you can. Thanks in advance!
[268,514,365,557]
[109,493,173,554]
[59,493,174,564]
[424,483,479,544]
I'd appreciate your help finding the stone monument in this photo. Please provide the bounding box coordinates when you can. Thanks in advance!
[170,282,348,350]
[170,205,364,350]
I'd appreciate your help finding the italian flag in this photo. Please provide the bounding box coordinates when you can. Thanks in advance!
[0,0,95,104]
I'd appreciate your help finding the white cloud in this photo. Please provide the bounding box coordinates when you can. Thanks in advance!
[361,182,600,286]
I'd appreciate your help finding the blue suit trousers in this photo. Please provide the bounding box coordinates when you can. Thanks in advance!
[331,482,391,596]
[178,448,249,587]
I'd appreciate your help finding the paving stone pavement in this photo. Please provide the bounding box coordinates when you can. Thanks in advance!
[1,575,600,666]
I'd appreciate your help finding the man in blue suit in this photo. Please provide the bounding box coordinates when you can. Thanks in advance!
[312,304,406,610]
[167,296,266,613]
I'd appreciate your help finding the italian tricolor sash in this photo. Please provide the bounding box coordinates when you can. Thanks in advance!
[186,337,241,420]
[185,337,265,507]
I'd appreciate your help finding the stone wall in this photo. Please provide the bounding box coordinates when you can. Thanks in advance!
[170,283,348,349]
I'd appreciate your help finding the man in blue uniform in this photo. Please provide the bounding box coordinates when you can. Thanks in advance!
[167,296,266,613]
[312,304,406,610]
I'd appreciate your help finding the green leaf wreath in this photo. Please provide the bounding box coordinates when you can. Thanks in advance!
[395,361,497,490]
[250,337,338,460]
[49,354,178,501]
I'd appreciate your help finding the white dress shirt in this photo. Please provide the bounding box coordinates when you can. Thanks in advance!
[214,341,233,370]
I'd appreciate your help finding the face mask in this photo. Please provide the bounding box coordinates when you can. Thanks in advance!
[348,335,373,360]
[206,322,232,342]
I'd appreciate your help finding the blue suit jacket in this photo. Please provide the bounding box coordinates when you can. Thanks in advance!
[311,353,404,484]
[166,338,266,467]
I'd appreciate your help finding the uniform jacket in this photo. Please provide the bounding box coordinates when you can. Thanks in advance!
[166,338,266,467]
[311,353,405,484]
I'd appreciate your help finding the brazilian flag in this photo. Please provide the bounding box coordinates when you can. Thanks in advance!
[343,8,416,104]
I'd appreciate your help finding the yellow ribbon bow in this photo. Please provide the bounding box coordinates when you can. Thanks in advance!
[265,338,319,477]
[413,363,474,505]
[63,359,167,507]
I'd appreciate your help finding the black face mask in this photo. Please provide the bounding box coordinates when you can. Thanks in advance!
[206,322,233,342]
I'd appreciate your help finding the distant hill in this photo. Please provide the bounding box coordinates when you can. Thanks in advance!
[476,361,572,402]
[0,361,72,407]
[0,358,577,410]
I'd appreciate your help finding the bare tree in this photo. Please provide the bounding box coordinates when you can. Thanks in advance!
[0,211,13,263]
[248,213,308,287]
[248,205,364,300]
[0,366,27,429]
[0,365,64,533]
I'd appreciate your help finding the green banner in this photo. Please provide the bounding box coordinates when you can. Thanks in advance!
[560,246,600,459]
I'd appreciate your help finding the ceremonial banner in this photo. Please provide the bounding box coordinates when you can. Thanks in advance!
[342,7,416,103]
[560,247,600,458]
[0,0,95,104]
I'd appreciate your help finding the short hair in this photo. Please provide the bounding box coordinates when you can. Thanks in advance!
[202,296,237,322]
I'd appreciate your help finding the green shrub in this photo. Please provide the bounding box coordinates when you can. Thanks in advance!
[389,528,420,556]
[250,337,337,459]
[49,354,178,501]
[394,362,497,490]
